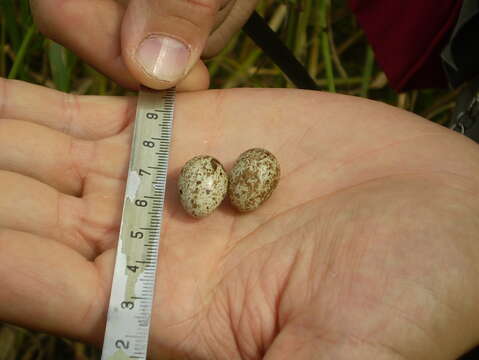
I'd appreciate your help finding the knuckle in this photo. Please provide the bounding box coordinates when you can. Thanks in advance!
[186,0,219,16]
[160,0,219,28]
[167,13,205,35]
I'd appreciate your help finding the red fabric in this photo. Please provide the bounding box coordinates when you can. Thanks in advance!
[348,0,462,91]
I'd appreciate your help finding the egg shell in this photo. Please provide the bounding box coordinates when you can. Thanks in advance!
[228,148,280,212]
[177,155,228,217]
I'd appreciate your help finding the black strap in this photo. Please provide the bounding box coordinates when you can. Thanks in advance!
[242,11,319,91]
[459,345,479,360]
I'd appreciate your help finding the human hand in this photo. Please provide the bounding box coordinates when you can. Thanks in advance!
[30,0,259,91]
[1,79,479,359]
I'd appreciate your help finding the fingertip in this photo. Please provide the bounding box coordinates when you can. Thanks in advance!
[134,60,209,91]
[135,35,191,85]
[175,61,210,91]
[129,40,211,91]
[124,29,209,91]
[121,0,218,90]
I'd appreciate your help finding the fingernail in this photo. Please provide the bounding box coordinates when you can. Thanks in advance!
[136,35,190,82]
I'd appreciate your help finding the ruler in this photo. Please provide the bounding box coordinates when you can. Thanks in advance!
[101,87,175,360]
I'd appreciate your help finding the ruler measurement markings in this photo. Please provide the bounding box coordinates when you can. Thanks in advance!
[102,88,175,357]
[142,276,155,282]
[141,278,155,283]
[138,277,154,282]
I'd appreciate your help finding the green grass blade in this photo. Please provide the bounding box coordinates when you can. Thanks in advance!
[7,23,36,79]
[208,33,239,79]
[224,45,262,88]
[294,0,312,59]
[1,13,6,77]
[48,40,72,92]
[360,46,375,97]
[285,4,298,50]
[0,326,15,360]
[319,0,335,92]
[308,1,321,80]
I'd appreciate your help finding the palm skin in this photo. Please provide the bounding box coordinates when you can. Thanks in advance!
[0,79,478,359]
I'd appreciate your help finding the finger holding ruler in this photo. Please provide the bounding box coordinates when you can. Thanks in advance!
[101,87,175,360]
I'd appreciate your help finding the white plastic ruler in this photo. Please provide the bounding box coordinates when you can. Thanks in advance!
[101,87,175,360]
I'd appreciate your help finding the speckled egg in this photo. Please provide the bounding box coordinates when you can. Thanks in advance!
[228,148,280,212]
[178,155,228,217]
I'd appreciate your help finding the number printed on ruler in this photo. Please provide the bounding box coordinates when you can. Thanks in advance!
[101,88,175,360]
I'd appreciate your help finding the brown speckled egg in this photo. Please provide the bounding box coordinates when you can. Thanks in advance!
[178,155,228,217]
[228,148,280,212]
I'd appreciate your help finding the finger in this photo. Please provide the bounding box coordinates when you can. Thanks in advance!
[30,0,207,91]
[121,0,219,89]
[0,78,136,139]
[175,60,210,91]
[30,0,138,90]
[0,171,122,258]
[204,0,258,57]
[0,228,109,344]
[0,119,129,195]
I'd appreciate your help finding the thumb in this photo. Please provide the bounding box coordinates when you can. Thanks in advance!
[121,0,220,89]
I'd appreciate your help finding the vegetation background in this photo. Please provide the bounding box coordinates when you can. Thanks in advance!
[0,0,469,359]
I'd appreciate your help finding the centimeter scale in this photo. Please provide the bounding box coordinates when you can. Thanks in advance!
[101,88,175,360]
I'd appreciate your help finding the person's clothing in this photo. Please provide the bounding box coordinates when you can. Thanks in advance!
[442,0,479,87]
[349,0,462,91]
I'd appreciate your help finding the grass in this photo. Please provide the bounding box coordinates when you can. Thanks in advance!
[0,0,464,358]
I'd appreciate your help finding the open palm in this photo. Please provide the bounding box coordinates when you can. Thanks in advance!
[1,79,478,359]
